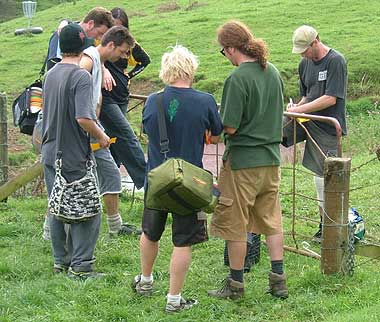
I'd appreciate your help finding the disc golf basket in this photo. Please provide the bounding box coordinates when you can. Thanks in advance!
[15,1,43,35]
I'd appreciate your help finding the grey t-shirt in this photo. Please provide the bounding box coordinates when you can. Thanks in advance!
[41,63,95,182]
[299,49,347,135]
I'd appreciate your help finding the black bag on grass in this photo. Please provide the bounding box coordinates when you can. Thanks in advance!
[224,233,261,273]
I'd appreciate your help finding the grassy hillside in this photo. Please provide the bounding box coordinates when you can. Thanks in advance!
[0,0,380,102]
[0,0,68,23]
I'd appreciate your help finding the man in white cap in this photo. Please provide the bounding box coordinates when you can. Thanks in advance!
[282,25,347,240]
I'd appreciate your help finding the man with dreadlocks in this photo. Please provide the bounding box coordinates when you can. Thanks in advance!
[208,20,288,300]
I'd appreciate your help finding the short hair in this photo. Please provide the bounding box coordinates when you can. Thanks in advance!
[111,7,129,29]
[61,53,81,58]
[101,26,135,48]
[217,20,268,69]
[83,7,114,29]
[159,45,199,85]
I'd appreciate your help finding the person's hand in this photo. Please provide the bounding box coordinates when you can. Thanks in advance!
[286,102,295,110]
[205,129,211,144]
[98,133,111,149]
[57,20,69,35]
[103,68,116,91]
[286,97,296,111]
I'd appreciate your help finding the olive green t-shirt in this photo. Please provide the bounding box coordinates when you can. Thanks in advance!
[221,61,284,170]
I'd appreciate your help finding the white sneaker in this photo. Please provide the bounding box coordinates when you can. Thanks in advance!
[132,274,153,296]
[165,297,198,313]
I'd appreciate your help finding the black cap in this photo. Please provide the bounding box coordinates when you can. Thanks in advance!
[59,24,94,54]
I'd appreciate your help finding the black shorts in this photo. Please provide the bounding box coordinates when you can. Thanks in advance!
[282,117,338,176]
[142,207,208,247]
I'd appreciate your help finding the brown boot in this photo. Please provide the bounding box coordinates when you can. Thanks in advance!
[268,271,288,299]
[208,277,244,300]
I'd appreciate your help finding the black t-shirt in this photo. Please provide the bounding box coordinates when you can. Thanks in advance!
[299,49,347,135]
[102,60,130,105]
[102,42,150,105]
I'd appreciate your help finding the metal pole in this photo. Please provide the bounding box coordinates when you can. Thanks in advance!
[321,157,351,274]
[0,93,8,193]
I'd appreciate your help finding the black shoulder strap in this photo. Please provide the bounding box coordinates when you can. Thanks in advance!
[39,56,48,79]
[39,36,52,79]
[156,91,169,159]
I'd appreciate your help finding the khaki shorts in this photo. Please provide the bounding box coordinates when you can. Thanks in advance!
[210,159,282,241]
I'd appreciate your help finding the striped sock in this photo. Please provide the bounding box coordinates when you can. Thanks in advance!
[107,213,122,234]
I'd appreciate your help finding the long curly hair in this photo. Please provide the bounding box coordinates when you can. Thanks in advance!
[217,20,268,69]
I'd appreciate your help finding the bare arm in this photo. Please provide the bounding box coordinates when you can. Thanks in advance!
[96,95,102,119]
[287,95,337,113]
[76,118,110,148]
[79,54,94,73]
[205,129,220,144]
[102,65,116,91]
[224,126,237,136]
[209,135,220,144]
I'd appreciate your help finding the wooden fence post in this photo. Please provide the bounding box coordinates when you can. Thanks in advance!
[321,157,351,275]
[0,93,8,193]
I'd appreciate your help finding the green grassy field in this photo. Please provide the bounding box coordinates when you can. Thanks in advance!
[1,152,380,322]
[0,0,71,23]
[1,0,380,321]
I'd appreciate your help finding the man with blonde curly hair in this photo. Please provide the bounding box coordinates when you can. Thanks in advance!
[132,45,223,313]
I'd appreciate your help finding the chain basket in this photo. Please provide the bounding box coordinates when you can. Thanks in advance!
[22,1,37,28]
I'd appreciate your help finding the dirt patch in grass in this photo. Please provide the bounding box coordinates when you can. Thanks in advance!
[128,11,148,18]
[129,79,159,97]
[185,1,208,11]
[7,126,29,153]
[156,2,181,13]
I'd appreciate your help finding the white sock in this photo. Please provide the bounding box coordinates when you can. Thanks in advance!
[167,293,181,305]
[141,274,153,283]
[107,213,122,234]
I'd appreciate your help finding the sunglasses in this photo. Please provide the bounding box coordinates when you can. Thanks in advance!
[220,47,226,56]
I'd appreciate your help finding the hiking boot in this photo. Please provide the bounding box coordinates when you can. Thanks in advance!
[132,274,153,296]
[109,224,142,238]
[119,223,142,236]
[268,271,288,299]
[165,297,198,313]
[67,267,106,280]
[53,263,68,274]
[207,277,244,300]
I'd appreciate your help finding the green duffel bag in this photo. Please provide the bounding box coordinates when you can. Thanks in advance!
[146,158,213,215]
